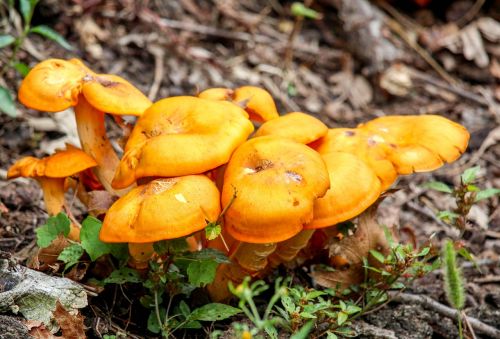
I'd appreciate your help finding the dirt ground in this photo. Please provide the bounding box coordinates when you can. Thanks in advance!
[0,0,499,338]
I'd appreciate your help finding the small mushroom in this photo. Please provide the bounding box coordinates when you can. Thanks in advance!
[100,176,220,268]
[7,144,97,240]
[112,96,254,189]
[253,112,328,144]
[18,58,152,195]
[198,86,279,122]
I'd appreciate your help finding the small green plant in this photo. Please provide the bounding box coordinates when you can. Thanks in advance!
[226,235,437,338]
[0,0,73,116]
[424,166,499,234]
[442,240,466,339]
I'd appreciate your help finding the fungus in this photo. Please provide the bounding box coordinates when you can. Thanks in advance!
[7,144,97,240]
[100,176,220,268]
[222,136,330,243]
[254,112,328,144]
[18,58,152,194]
[198,86,279,122]
[112,96,254,189]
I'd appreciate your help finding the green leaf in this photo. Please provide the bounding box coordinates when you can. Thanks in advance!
[461,166,481,185]
[36,213,71,248]
[0,35,16,49]
[422,181,453,193]
[281,295,296,314]
[442,240,465,310]
[291,2,321,19]
[0,86,17,117]
[345,304,362,315]
[29,25,73,50]
[147,308,165,334]
[475,188,500,202]
[416,247,430,257]
[290,320,314,339]
[187,259,218,287]
[58,243,84,270]
[80,216,112,261]
[326,332,338,339]
[179,300,191,317]
[13,62,30,77]
[154,238,188,254]
[182,248,230,264]
[103,267,142,284]
[189,303,241,321]
[337,311,348,326]
[20,0,38,24]
[369,249,385,263]
[436,210,459,223]
[205,222,221,240]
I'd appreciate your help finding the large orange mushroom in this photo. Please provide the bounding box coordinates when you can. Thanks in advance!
[18,58,152,195]
[198,86,279,122]
[7,144,97,240]
[112,96,254,189]
[208,136,329,300]
[100,176,220,268]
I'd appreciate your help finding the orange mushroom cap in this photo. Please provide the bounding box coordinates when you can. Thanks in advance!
[305,152,382,229]
[198,86,279,122]
[100,176,221,243]
[18,59,85,112]
[358,115,470,174]
[254,112,328,144]
[112,96,254,189]
[18,58,151,116]
[7,144,97,179]
[311,128,398,190]
[222,136,330,243]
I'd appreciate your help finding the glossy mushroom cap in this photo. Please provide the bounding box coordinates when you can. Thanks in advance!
[312,128,398,190]
[305,152,382,229]
[7,144,97,179]
[100,176,221,243]
[198,86,279,122]
[112,96,254,189]
[222,136,330,243]
[254,112,328,144]
[18,58,151,116]
[358,115,470,174]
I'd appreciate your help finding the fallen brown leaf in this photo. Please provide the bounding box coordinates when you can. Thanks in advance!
[311,205,394,290]
[53,301,86,339]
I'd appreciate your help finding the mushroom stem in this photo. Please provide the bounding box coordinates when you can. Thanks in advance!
[74,96,129,196]
[267,229,315,269]
[128,242,155,269]
[37,177,80,241]
[208,240,277,302]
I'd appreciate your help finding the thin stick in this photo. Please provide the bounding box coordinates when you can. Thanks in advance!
[390,292,500,338]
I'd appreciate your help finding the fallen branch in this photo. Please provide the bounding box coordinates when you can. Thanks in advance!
[389,292,500,338]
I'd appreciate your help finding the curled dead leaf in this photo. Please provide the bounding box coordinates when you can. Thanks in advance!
[53,301,86,339]
[311,205,395,290]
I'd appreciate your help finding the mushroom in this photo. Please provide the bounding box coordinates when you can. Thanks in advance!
[208,136,329,300]
[100,176,220,268]
[112,96,254,189]
[18,58,152,194]
[253,112,328,144]
[198,86,279,122]
[7,144,97,240]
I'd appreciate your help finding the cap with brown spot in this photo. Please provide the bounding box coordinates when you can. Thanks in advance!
[254,112,328,144]
[100,176,221,243]
[358,115,469,174]
[112,96,255,189]
[222,136,330,243]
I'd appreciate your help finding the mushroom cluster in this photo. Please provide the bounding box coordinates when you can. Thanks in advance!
[9,58,470,301]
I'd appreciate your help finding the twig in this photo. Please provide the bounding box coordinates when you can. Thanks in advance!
[383,14,457,85]
[456,0,486,27]
[390,292,500,338]
[147,44,165,101]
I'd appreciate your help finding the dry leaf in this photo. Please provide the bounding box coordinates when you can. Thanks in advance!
[380,64,413,96]
[86,190,117,216]
[53,301,86,339]
[460,24,489,68]
[476,17,500,42]
[330,71,373,108]
[29,235,70,271]
[311,205,393,289]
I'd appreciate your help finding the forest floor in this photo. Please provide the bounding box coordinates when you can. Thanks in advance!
[0,0,499,338]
